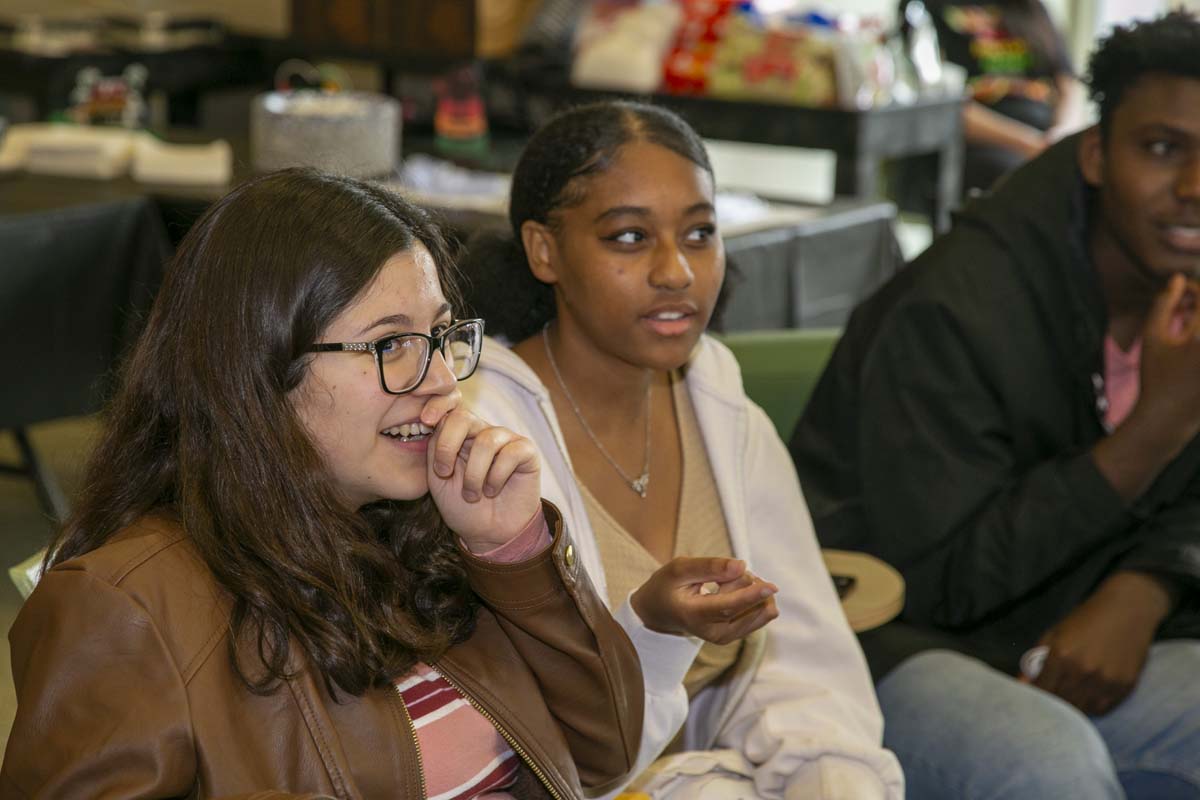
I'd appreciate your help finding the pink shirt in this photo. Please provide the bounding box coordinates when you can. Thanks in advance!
[395,511,551,800]
[1104,335,1142,430]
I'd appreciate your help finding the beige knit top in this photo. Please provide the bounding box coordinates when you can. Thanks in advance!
[580,373,743,700]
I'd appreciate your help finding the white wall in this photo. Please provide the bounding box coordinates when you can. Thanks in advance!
[1097,0,1169,26]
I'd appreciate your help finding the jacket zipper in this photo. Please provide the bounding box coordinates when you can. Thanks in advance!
[394,685,428,800]
[433,663,565,800]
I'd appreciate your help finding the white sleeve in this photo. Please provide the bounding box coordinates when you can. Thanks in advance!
[716,404,904,800]
[593,597,704,799]
[463,370,707,799]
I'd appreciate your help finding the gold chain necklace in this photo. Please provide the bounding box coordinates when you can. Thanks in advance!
[542,326,651,498]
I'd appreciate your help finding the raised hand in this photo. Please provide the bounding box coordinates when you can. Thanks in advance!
[1136,273,1200,447]
[426,407,542,553]
[1093,274,1200,501]
[631,557,779,645]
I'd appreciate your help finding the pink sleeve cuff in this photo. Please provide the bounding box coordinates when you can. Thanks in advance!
[474,509,552,563]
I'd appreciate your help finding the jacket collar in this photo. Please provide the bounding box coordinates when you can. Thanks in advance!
[478,335,550,400]
[954,133,1108,381]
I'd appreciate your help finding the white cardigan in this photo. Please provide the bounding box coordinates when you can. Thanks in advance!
[462,335,903,800]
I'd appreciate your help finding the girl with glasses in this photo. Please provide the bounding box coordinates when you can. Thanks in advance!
[459,101,902,799]
[2,169,643,798]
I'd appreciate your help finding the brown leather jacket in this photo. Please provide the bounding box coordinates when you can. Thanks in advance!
[1,504,643,799]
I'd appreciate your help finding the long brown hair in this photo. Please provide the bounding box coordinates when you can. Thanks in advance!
[49,169,477,697]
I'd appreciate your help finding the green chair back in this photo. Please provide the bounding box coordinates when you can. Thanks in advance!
[718,328,841,441]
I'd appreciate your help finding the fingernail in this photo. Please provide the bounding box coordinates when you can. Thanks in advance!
[1020,645,1049,681]
[462,489,479,503]
[760,587,774,599]
[435,460,451,477]
[483,485,497,498]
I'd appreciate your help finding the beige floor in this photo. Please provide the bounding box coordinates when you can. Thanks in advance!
[0,417,101,758]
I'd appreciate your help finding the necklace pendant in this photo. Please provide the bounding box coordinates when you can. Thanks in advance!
[543,326,653,502]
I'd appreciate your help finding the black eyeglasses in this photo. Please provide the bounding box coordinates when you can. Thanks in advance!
[308,318,484,395]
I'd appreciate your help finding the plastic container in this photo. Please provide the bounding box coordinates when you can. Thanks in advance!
[251,90,401,178]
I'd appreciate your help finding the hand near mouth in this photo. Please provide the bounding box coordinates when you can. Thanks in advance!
[425,407,543,553]
[1094,273,1200,501]
[1137,273,1200,441]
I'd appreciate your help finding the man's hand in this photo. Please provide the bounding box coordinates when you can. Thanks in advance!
[1136,274,1200,442]
[1031,571,1176,716]
[1093,274,1200,502]
[630,557,779,645]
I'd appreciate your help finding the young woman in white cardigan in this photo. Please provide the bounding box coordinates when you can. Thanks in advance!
[459,101,903,799]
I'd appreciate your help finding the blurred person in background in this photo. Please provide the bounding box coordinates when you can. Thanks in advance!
[905,0,1083,194]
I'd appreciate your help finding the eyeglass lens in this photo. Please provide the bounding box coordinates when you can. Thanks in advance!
[380,323,481,393]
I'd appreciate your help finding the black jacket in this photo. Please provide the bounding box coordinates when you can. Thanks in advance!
[791,134,1200,672]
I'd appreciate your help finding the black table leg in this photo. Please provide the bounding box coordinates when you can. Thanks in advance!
[834,151,881,202]
[931,133,964,234]
[1,428,70,521]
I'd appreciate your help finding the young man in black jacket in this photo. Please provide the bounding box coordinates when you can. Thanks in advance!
[791,13,1200,799]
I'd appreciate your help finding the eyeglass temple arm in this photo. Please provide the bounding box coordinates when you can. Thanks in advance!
[308,342,372,353]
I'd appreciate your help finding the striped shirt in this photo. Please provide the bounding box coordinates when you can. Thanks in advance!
[397,664,520,799]
[393,509,551,799]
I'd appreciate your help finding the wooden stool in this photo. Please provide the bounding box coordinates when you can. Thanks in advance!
[822,549,905,633]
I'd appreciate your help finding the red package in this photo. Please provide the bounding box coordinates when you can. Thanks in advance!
[677,0,739,44]
[663,40,716,94]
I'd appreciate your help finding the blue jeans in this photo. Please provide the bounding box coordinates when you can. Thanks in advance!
[876,641,1200,799]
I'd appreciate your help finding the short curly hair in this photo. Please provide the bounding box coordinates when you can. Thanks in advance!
[1087,11,1200,135]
